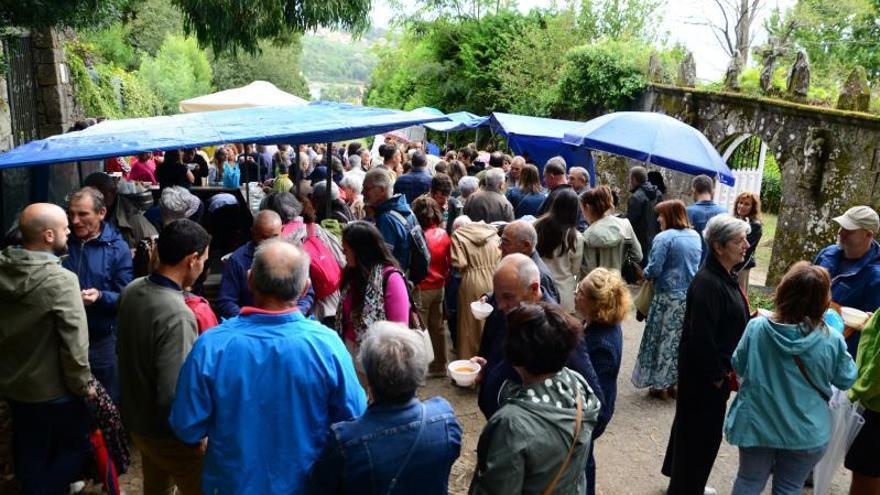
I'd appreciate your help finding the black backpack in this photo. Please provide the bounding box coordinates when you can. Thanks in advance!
[389,210,432,285]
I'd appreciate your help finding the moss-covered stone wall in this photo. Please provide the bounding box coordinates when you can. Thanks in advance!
[641,84,880,285]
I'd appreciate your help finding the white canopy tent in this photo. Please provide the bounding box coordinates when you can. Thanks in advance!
[178,80,308,113]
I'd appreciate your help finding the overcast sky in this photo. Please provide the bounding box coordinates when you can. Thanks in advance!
[370,0,797,81]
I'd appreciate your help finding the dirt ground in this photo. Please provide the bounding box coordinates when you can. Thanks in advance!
[95,315,851,495]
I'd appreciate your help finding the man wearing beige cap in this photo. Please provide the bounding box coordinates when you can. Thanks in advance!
[814,205,880,356]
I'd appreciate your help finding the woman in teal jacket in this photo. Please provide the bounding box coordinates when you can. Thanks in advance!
[724,262,857,495]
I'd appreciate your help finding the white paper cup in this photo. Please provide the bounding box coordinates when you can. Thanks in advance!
[470,301,493,320]
[448,359,481,387]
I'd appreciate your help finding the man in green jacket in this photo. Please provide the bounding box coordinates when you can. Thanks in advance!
[847,311,880,495]
[0,203,94,494]
[117,218,209,495]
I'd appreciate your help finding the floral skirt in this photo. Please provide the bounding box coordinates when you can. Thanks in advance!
[631,289,687,390]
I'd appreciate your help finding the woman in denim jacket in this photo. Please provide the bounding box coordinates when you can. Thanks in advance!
[309,322,462,494]
[632,200,702,399]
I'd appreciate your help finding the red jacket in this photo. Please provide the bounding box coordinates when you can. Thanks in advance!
[417,226,451,290]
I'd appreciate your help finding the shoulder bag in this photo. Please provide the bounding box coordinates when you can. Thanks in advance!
[541,388,583,495]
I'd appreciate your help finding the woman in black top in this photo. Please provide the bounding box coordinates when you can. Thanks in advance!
[732,191,764,293]
[156,149,194,190]
[662,214,752,495]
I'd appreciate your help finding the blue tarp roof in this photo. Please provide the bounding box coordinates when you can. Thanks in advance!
[490,112,594,185]
[563,111,735,186]
[0,101,449,169]
[424,111,490,132]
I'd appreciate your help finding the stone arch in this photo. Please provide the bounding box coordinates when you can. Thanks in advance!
[642,84,880,285]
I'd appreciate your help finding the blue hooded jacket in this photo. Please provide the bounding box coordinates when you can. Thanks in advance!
[814,241,880,354]
[62,222,133,343]
[724,316,857,450]
[374,194,417,271]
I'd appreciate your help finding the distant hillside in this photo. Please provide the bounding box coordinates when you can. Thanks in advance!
[301,29,382,86]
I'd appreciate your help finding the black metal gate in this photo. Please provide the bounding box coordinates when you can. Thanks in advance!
[1,34,39,232]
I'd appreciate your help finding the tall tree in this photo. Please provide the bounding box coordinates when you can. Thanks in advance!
[691,0,764,66]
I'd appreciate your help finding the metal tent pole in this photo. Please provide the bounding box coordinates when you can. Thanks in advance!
[325,141,333,221]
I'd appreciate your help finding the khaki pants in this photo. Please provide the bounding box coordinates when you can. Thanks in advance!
[416,287,447,373]
[131,433,204,495]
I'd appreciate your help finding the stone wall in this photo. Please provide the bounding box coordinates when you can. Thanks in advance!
[641,84,880,285]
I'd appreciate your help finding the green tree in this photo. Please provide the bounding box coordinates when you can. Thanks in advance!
[578,0,665,42]
[125,0,185,57]
[554,40,650,118]
[210,40,309,98]
[171,0,371,55]
[0,0,135,30]
[138,35,212,113]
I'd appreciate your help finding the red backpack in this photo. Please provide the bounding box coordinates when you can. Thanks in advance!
[302,223,342,299]
[184,293,219,335]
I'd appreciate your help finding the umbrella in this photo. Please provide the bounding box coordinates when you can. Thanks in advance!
[562,111,735,186]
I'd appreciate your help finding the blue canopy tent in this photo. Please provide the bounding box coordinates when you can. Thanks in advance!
[421,111,490,153]
[490,112,595,185]
[0,101,449,169]
[0,101,449,220]
[562,111,736,186]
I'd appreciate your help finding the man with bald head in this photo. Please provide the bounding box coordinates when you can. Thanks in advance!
[217,209,314,318]
[170,240,366,493]
[500,220,561,304]
[0,203,94,493]
[471,254,603,419]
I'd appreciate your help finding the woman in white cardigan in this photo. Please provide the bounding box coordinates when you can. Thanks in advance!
[534,187,583,313]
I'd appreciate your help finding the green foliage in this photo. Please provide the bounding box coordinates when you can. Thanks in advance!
[171,0,372,55]
[748,289,775,310]
[0,0,135,30]
[761,153,782,214]
[320,84,364,103]
[578,0,666,42]
[301,35,377,85]
[66,40,162,118]
[79,23,138,69]
[554,40,649,118]
[125,0,185,57]
[210,40,309,98]
[138,35,212,114]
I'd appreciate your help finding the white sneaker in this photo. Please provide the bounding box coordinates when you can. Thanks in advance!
[704,487,718,495]
[69,481,86,494]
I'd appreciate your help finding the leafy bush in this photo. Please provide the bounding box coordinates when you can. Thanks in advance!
[66,41,163,118]
[554,40,648,118]
[79,23,139,70]
[138,35,213,114]
[761,153,782,214]
[748,289,775,310]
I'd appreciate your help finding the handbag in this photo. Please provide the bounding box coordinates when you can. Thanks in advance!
[541,388,583,495]
[633,280,654,317]
[620,238,644,284]
[383,270,436,364]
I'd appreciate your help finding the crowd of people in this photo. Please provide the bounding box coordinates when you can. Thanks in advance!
[1,135,879,495]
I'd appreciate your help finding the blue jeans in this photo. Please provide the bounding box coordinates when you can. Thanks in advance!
[8,398,92,495]
[732,445,827,495]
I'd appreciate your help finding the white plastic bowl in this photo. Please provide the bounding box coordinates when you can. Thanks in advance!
[448,359,481,387]
[841,306,869,329]
[470,301,493,320]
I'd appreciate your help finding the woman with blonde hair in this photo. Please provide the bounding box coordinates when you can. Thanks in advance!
[575,268,630,495]
[732,191,763,293]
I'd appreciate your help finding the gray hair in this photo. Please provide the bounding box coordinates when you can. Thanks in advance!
[339,174,363,195]
[506,220,538,252]
[498,252,540,285]
[484,168,505,191]
[364,168,394,200]
[704,214,751,254]
[630,166,647,185]
[69,186,106,212]
[160,186,194,224]
[452,214,472,230]
[251,239,310,301]
[459,176,479,198]
[546,156,567,170]
[312,180,340,201]
[359,321,427,401]
[347,154,362,171]
[569,167,588,182]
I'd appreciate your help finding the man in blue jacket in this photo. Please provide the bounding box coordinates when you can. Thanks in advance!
[216,210,314,319]
[170,239,366,494]
[363,168,417,271]
[62,187,133,403]
[686,174,726,262]
[393,150,432,204]
[814,205,880,356]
